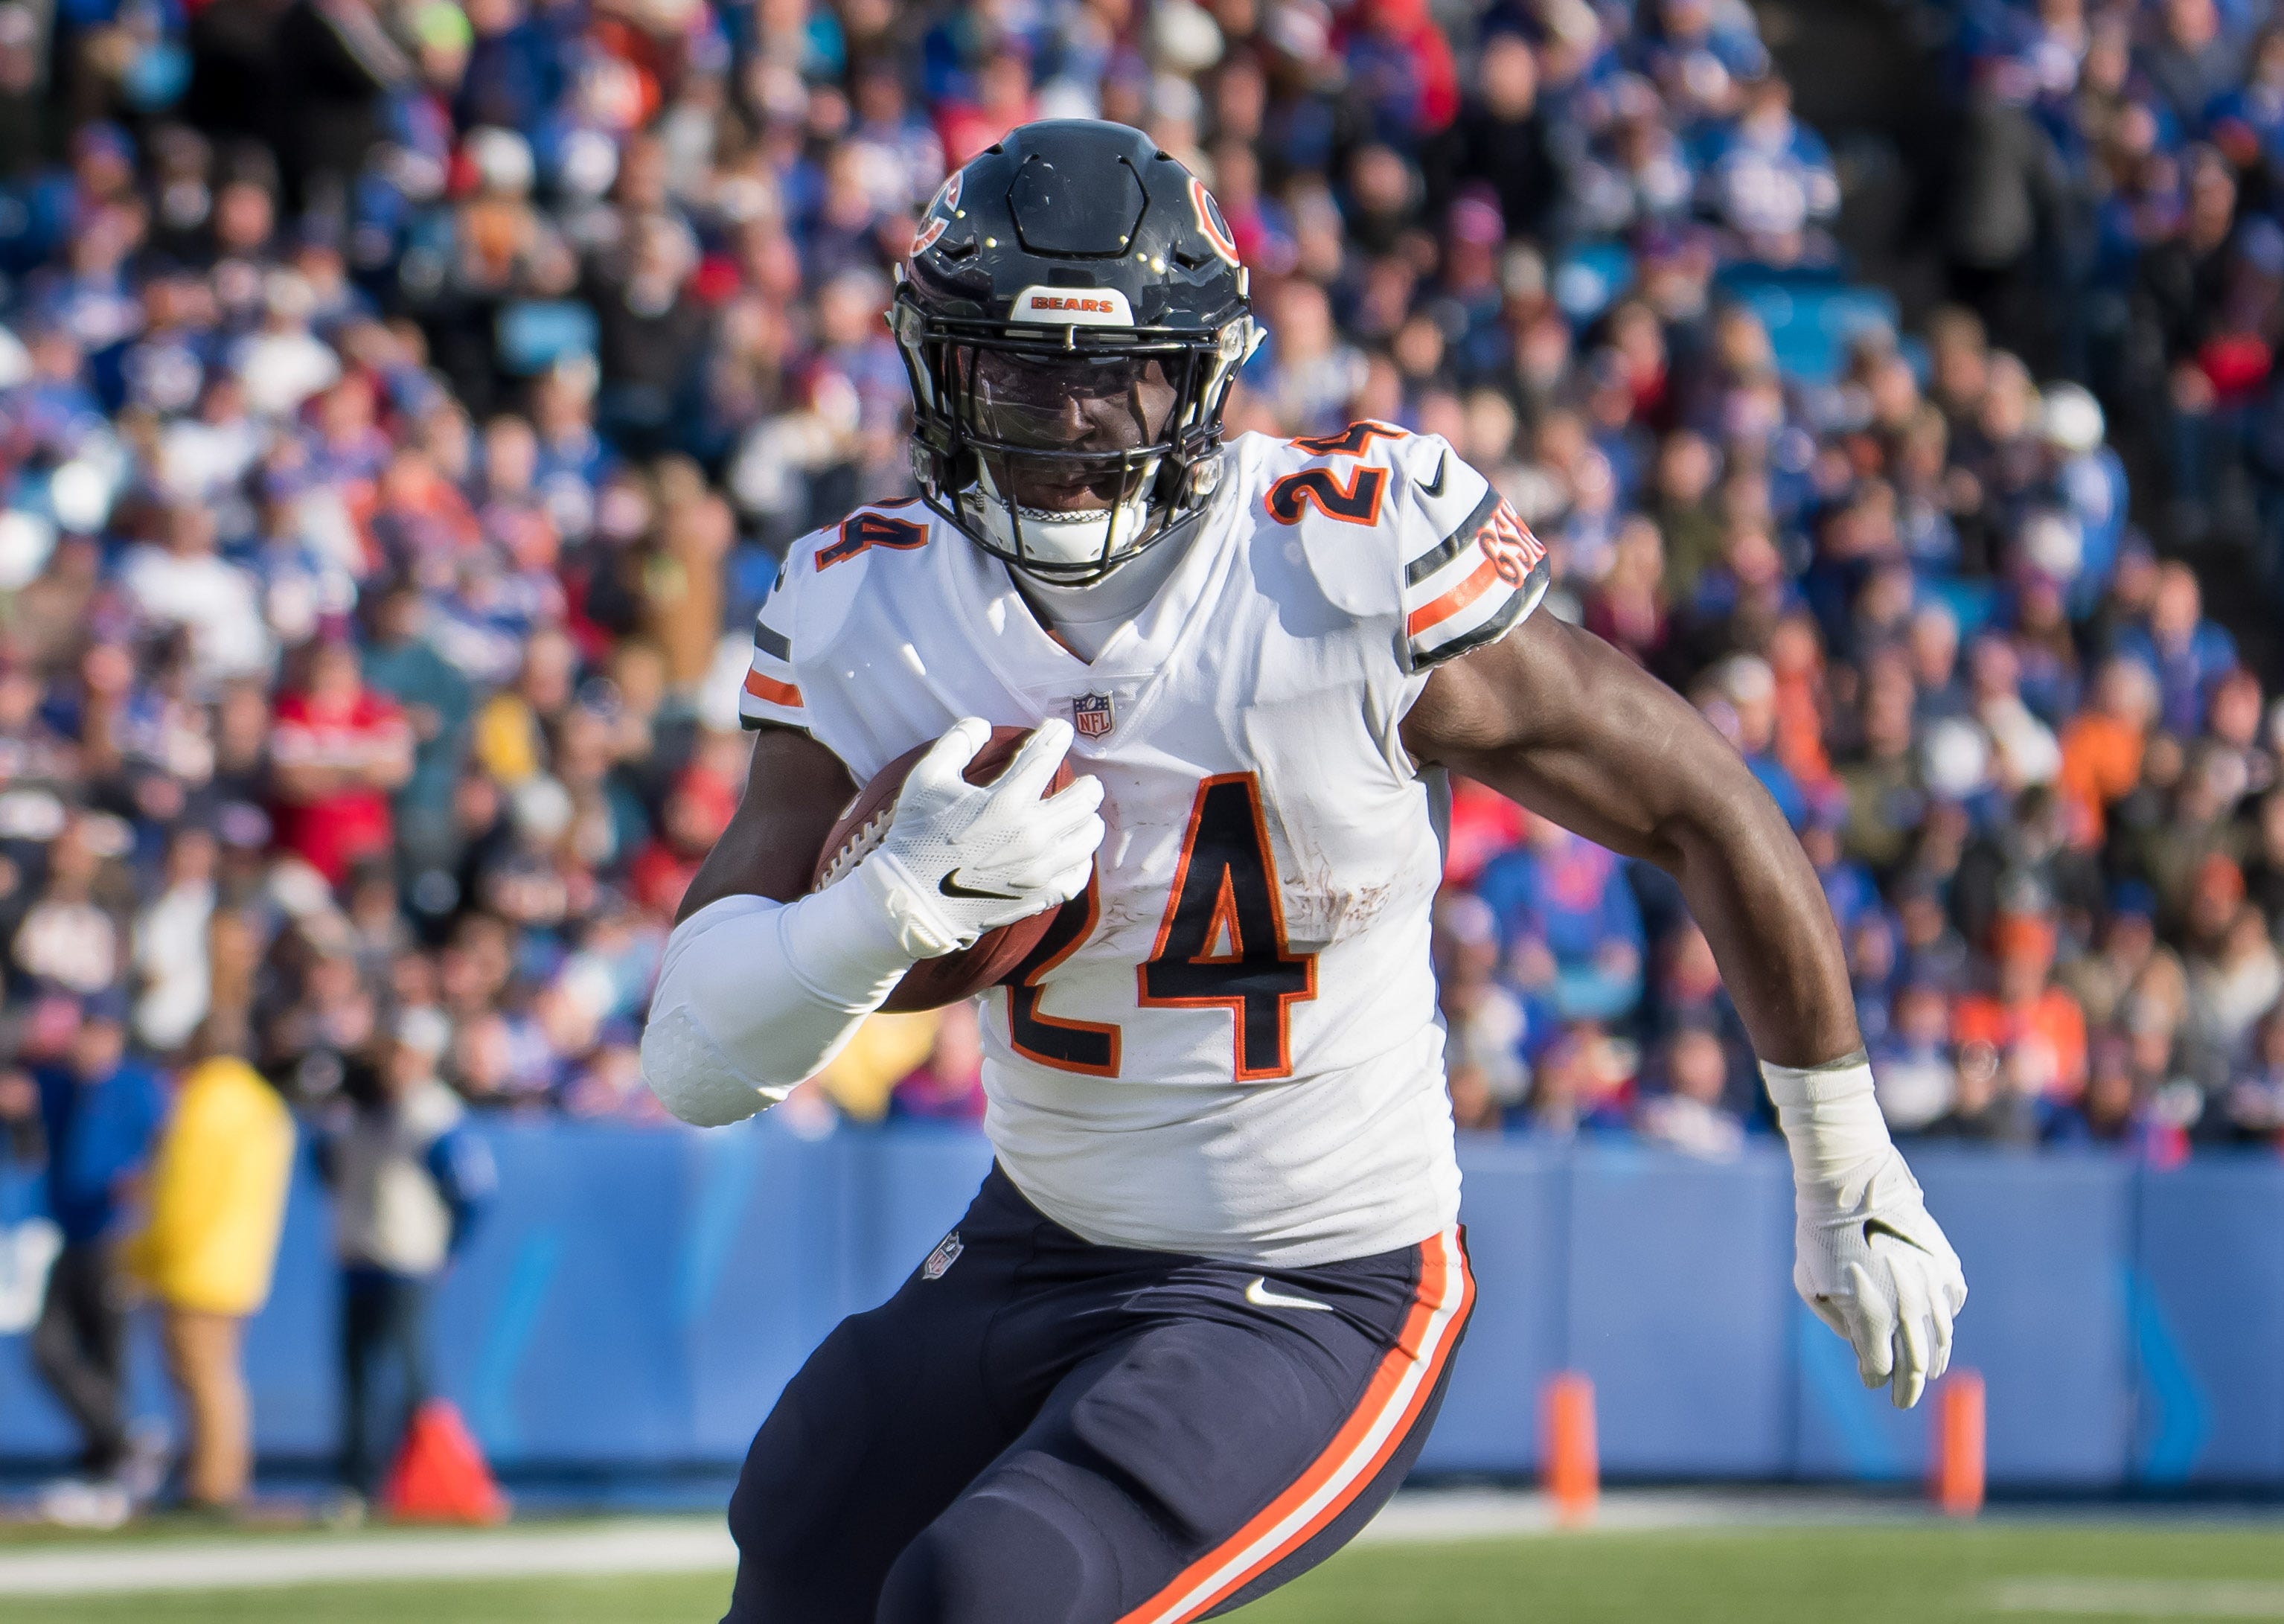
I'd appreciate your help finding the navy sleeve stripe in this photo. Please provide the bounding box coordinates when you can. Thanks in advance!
[1404,486,1500,587]
[752,620,791,661]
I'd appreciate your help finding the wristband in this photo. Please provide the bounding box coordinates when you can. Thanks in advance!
[1759,1050,1893,1190]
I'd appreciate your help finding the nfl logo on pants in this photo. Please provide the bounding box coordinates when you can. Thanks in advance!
[923,1230,963,1280]
[1073,693,1114,738]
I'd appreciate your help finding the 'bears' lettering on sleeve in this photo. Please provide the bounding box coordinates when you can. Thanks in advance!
[1403,495,1549,669]
[817,509,930,569]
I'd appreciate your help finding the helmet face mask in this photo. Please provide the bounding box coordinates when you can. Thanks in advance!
[892,121,1257,585]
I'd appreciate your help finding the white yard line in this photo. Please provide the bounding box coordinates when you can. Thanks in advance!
[1356,1486,1924,1543]
[5,1494,2253,1599]
[1989,1579,2284,1619]
[0,1518,738,1596]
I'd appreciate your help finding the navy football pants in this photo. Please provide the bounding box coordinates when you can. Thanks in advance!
[722,1166,1473,1624]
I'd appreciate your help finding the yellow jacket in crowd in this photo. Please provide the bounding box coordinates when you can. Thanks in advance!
[127,1056,296,1317]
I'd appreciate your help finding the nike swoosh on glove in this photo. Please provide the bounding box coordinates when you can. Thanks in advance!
[1793,1145,1968,1408]
[1765,1056,1969,1410]
[854,717,1106,958]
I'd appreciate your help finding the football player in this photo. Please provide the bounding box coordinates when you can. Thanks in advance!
[642,121,1966,1624]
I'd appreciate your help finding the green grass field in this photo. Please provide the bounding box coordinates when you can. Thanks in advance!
[7,1521,2284,1623]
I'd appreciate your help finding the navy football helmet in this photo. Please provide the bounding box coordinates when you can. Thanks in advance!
[892,121,1260,583]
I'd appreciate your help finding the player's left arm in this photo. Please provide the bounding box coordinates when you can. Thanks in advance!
[1402,611,1967,1408]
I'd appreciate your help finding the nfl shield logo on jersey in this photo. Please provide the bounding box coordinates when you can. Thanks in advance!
[923,1230,964,1281]
[1073,693,1115,738]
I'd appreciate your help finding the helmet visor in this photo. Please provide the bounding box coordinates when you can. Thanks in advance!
[955,347,1183,512]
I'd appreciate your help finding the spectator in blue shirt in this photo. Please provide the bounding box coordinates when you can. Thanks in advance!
[1475,816,1647,1021]
[2114,558,2239,737]
[12,988,164,1499]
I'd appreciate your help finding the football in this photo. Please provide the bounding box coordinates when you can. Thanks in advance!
[810,725,1074,1011]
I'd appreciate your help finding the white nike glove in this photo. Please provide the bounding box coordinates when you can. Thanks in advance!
[1763,1053,1968,1410]
[852,717,1105,959]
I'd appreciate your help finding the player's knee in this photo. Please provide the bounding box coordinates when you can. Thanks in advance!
[875,1492,1098,1624]
[726,1323,874,1570]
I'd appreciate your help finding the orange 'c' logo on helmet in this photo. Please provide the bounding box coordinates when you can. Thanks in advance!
[1189,176,1241,266]
[910,170,963,258]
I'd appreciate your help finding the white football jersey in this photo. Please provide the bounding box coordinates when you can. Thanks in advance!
[739,424,1549,1265]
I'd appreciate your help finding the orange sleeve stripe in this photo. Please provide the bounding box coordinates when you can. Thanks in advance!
[1115,1230,1474,1624]
[743,670,803,708]
[1404,554,1500,638]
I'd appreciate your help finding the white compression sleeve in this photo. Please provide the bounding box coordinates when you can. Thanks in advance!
[640,881,914,1126]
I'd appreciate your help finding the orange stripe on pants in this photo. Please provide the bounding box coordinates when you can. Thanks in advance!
[1115,1229,1475,1624]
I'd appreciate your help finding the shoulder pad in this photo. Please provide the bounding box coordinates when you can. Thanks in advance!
[770,498,938,657]
[1244,426,1491,623]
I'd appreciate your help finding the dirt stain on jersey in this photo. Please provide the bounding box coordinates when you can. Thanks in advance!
[1282,865,1396,948]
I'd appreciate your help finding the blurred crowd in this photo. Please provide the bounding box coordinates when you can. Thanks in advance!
[0,0,2277,1251]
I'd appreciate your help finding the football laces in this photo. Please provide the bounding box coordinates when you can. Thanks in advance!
[815,805,895,890]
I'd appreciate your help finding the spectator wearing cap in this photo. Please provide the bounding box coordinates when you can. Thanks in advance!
[3,988,165,1523]
[2038,385,2128,619]
[1954,907,2091,1101]
[315,1006,493,1515]
[124,1016,295,1515]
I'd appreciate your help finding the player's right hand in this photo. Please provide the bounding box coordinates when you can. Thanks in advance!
[858,717,1105,958]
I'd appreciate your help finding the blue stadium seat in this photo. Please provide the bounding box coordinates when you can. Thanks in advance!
[1552,241,1635,325]
[1732,284,1901,384]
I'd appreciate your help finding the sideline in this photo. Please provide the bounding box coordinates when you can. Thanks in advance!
[0,1489,2053,1597]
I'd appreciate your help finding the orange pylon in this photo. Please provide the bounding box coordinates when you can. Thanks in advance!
[1930,1371,1986,1518]
[1541,1372,1599,1527]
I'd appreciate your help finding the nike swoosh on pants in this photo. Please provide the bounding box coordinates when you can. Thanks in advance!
[1243,1277,1336,1312]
